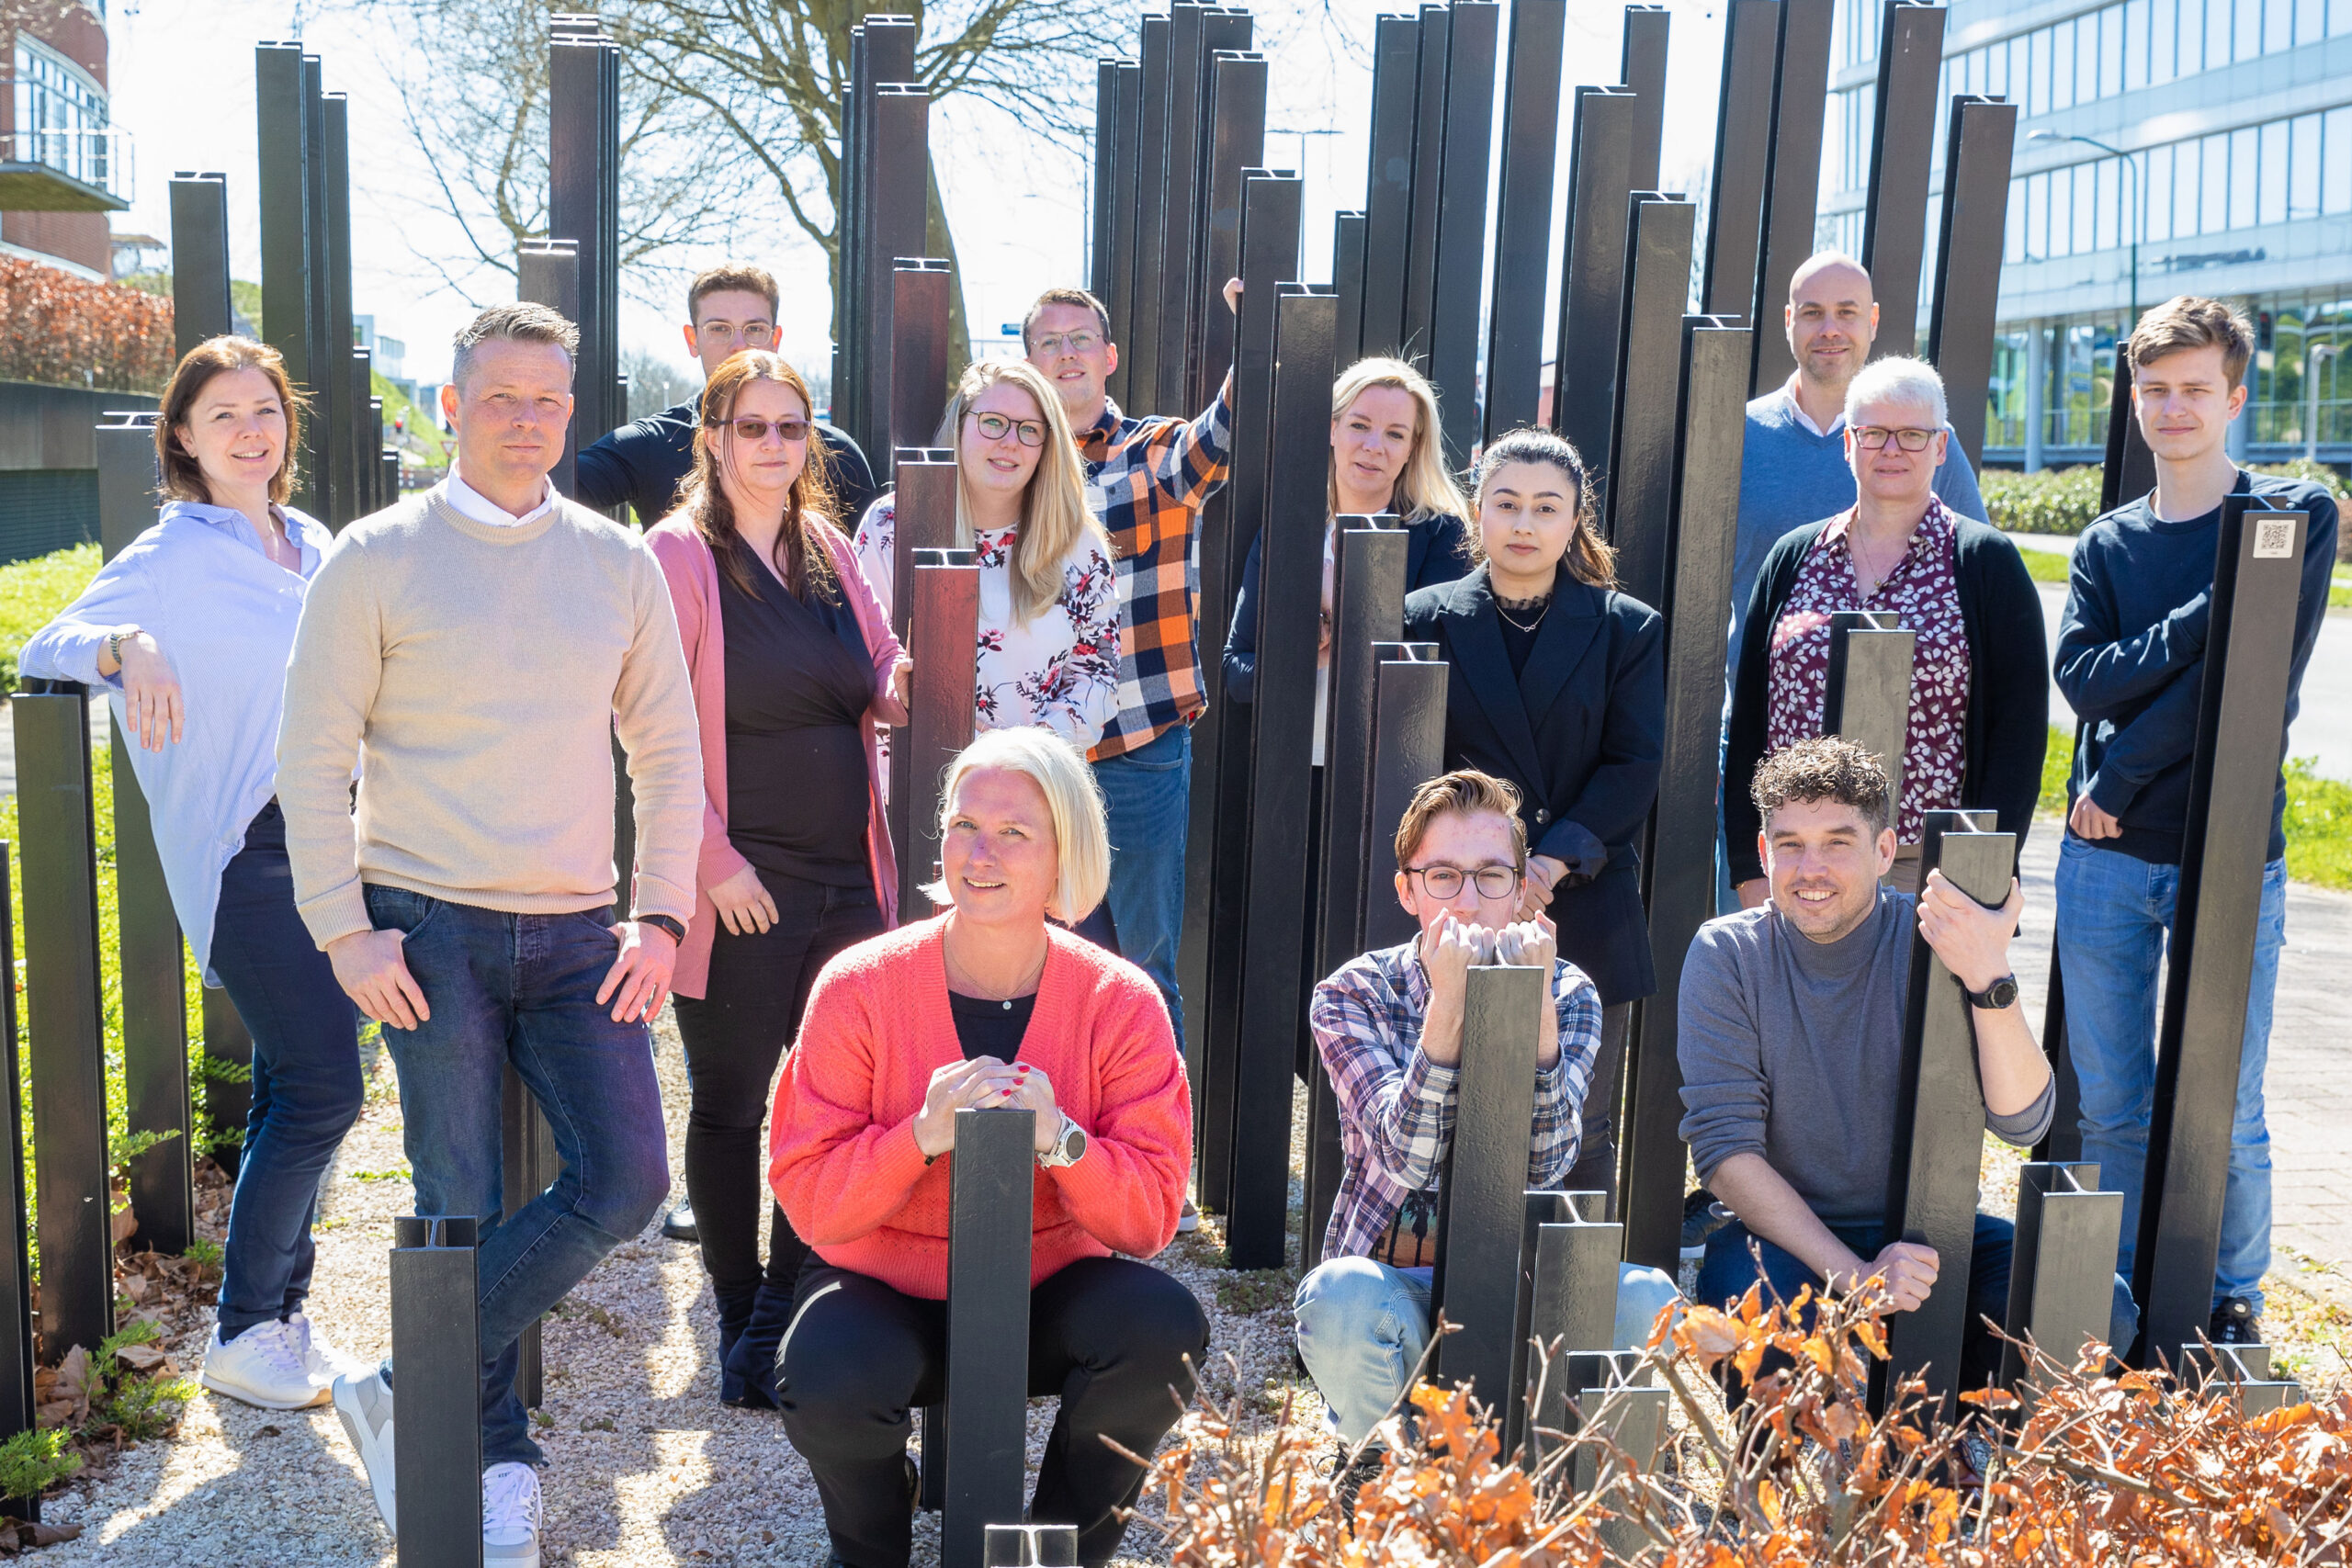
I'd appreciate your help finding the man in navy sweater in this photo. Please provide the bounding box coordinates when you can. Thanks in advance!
[2053,296,2338,1346]
[575,264,878,528]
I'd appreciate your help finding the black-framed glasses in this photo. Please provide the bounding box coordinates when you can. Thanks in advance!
[1405,863,1521,899]
[1853,425,1938,452]
[967,411,1046,447]
[718,417,810,443]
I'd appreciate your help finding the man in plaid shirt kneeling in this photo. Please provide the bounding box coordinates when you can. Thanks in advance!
[1291,769,1681,1459]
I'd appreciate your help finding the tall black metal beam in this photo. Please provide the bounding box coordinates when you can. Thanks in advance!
[865,86,931,477]
[2001,1161,2123,1397]
[1551,86,1638,468]
[390,1215,483,1568]
[1124,15,1174,413]
[1331,213,1368,370]
[1106,59,1145,400]
[885,454,959,908]
[1521,1190,1621,1459]
[1193,48,1266,412]
[550,22,623,449]
[168,173,232,355]
[254,44,316,518]
[1399,6,1449,367]
[1620,319,1751,1270]
[943,1108,1036,1568]
[501,1060,560,1409]
[301,57,334,525]
[1822,611,1916,807]
[1429,0,1498,464]
[1359,13,1422,359]
[519,242,583,500]
[1882,821,2014,1423]
[1926,96,2018,470]
[1699,1,1779,320]
[1153,5,1211,413]
[891,258,954,458]
[1091,60,1122,299]
[2133,498,2311,1367]
[903,550,982,919]
[1751,0,1835,394]
[1225,285,1336,1269]
[1860,3,1947,361]
[322,94,357,528]
[2099,344,2158,512]
[1604,195,1695,601]
[1482,0,1566,441]
[1363,649,1449,954]
[1620,6,1669,194]
[0,851,36,1474]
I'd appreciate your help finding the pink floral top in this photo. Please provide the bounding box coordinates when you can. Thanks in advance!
[1763,496,1971,843]
[853,496,1124,750]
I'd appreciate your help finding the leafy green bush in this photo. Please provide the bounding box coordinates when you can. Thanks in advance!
[0,1429,79,1501]
[0,543,101,696]
[1980,464,2108,536]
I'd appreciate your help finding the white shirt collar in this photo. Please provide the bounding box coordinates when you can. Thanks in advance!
[1782,370,1847,438]
[445,464,555,528]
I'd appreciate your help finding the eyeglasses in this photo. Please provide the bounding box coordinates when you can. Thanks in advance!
[967,411,1047,447]
[696,321,777,345]
[1853,425,1939,452]
[717,417,810,443]
[1405,863,1521,899]
[1032,330,1101,356]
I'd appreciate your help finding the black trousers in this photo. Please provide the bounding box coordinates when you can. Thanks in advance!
[1563,1002,1633,1215]
[777,1256,1210,1568]
[670,873,883,1298]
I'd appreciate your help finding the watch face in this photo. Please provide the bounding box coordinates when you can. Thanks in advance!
[1066,1126,1088,1162]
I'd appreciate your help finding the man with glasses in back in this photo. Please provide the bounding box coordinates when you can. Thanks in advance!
[1289,769,1679,1496]
[577,264,879,529]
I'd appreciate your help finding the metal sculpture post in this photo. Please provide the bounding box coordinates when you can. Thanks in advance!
[1749,0,1833,393]
[1521,1190,1622,1461]
[1605,196,1695,599]
[942,1108,1036,1568]
[1926,96,2019,469]
[549,17,624,454]
[1550,85,1636,466]
[390,1215,484,1568]
[1428,0,1498,464]
[1481,0,1565,440]
[1822,610,1917,807]
[890,258,954,457]
[1698,1,1780,320]
[1357,14,1420,358]
[1999,1161,2123,1401]
[902,550,982,919]
[519,241,583,498]
[168,173,234,354]
[0,850,39,1519]
[1860,3,1946,359]
[255,42,321,519]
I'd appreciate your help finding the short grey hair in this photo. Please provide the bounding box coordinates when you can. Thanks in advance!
[451,301,580,391]
[1843,355,1948,430]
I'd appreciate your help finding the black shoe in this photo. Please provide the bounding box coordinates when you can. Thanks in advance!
[721,1280,793,1410]
[1325,1443,1385,1522]
[1679,1190,1728,1258]
[2210,1295,2262,1346]
[661,1202,698,1243]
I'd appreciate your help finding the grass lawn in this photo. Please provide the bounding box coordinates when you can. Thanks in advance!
[0,543,100,694]
[2011,534,2352,608]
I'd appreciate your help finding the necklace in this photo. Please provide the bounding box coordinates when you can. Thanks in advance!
[1494,591,1552,633]
[943,934,1048,1010]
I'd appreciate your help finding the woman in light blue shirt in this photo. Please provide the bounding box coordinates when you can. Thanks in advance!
[20,337,367,1412]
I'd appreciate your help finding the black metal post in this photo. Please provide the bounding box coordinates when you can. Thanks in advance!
[1225,285,1336,1269]
[96,413,194,1257]
[1192,171,1301,1213]
[1104,57,1145,411]
[255,43,317,518]
[323,93,357,528]
[1999,1161,2122,1398]
[1330,213,1368,371]
[1124,14,1173,414]
[985,1524,1080,1566]
[1926,96,2018,470]
[1521,1190,1619,1460]
[1482,0,1566,441]
[0,848,40,1508]
[1699,1,1780,320]
[1551,86,1638,468]
[1860,4,1946,361]
[1363,649,1450,954]
[13,686,114,1361]
[902,550,982,921]
[549,20,623,451]
[2177,1342,2302,1416]
[1430,964,1548,1412]
[1619,318,1751,1271]
[1822,611,1916,809]
[891,258,954,459]
[943,1107,1035,1568]
[2133,499,2310,1367]
[301,57,334,526]
[1153,5,1211,413]
[1429,0,1498,465]
[1881,818,2014,1423]
[1358,13,1421,359]
[886,452,958,897]
[168,173,233,355]
[1620,6,1669,194]
[1603,195,1695,602]
[863,85,932,480]
[1400,6,1449,366]
[500,1064,560,1409]
[1091,60,1122,299]
[518,242,583,509]
[1558,1350,1666,1527]
[1750,0,1834,393]
[1193,48,1265,412]
[2100,344,2158,511]
[390,1214,484,1568]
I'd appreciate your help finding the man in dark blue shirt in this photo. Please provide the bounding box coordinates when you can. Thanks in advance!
[575,264,879,527]
[2052,296,2338,1347]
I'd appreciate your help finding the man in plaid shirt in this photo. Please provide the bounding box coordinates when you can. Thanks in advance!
[1291,771,1680,1450]
[1025,284,1238,1063]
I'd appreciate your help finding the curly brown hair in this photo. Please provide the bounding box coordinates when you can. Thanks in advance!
[1750,736,1892,836]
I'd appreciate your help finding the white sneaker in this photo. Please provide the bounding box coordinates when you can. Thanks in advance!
[199,1320,326,1410]
[332,1369,398,1534]
[288,1312,371,1385]
[481,1461,543,1567]
[1178,1197,1202,1234]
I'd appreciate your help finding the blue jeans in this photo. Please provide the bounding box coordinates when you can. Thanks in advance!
[2054,840,2287,1310]
[1292,1256,1683,1445]
[1091,724,1192,1053]
[364,886,672,1466]
[1696,1215,2138,1391]
[209,802,366,1337]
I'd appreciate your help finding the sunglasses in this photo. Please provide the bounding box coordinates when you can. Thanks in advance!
[716,417,811,443]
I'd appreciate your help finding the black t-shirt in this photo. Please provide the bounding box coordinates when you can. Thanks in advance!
[717,545,876,886]
[948,989,1037,1062]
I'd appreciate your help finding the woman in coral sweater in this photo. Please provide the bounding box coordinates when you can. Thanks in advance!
[768,727,1205,1568]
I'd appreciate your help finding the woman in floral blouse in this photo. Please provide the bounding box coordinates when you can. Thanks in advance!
[1725,356,2046,901]
[854,359,1121,750]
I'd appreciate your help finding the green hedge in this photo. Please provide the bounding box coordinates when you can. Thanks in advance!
[1984,458,2350,560]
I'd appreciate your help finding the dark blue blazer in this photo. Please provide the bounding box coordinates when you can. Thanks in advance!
[1222,513,1472,704]
[1402,566,1666,1007]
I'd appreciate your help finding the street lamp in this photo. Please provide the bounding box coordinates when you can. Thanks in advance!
[2309,343,2339,463]
[2030,130,2143,321]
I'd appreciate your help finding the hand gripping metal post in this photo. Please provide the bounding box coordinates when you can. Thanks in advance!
[391,1214,484,1567]
[941,1107,1036,1568]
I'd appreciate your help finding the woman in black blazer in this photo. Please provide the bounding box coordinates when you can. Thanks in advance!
[1402,426,1665,1205]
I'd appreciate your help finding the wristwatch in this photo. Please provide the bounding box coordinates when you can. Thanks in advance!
[106,627,138,667]
[1965,974,2020,1010]
[1037,1112,1089,1168]
[633,913,687,944]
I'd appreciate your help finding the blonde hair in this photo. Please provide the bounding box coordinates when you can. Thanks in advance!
[926,728,1112,922]
[1328,357,1470,524]
[933,359,1113,625]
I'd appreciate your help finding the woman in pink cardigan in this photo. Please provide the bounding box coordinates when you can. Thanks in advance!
[645,351,910,1411]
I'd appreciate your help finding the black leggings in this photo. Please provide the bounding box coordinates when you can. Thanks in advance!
[670,873,883,1297]
[777,1256,1209,1568]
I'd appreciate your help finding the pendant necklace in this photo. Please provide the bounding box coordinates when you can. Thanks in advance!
[1495,592,1553,634]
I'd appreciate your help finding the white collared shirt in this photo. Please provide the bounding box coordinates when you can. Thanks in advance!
[445,464,556,528]
[1781,370,1847,438]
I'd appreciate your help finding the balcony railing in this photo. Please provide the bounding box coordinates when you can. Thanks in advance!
[2,75,132,211]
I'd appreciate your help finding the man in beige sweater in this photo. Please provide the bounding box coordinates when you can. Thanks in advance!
[277,302,702,1567]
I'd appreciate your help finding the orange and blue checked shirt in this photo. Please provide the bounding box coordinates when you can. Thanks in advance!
[1078,381,1235,760]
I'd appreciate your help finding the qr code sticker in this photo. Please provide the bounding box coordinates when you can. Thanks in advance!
[2252,518,2295,559]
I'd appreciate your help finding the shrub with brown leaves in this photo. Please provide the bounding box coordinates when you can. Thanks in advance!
[0,256,176,393]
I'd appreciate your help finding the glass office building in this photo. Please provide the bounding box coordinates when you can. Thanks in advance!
[1816,0,2352,468]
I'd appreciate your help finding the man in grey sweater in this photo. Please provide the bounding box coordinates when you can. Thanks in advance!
[279,302,703,1567]
[1678,737,2135,1388]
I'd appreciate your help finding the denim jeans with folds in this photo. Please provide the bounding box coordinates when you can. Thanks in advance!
[364,886,672,1467]
[1091,724,1192,1054]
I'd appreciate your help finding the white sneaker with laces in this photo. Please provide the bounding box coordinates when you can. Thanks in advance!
[200,1319,326,1410]
[1177,1197,1201,1234]
[482,1461,543,1567]
[288,1312,370,1386]
[332,1369,398,1534]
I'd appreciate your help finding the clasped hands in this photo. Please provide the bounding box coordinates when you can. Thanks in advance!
[910,1056,1062,1159]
